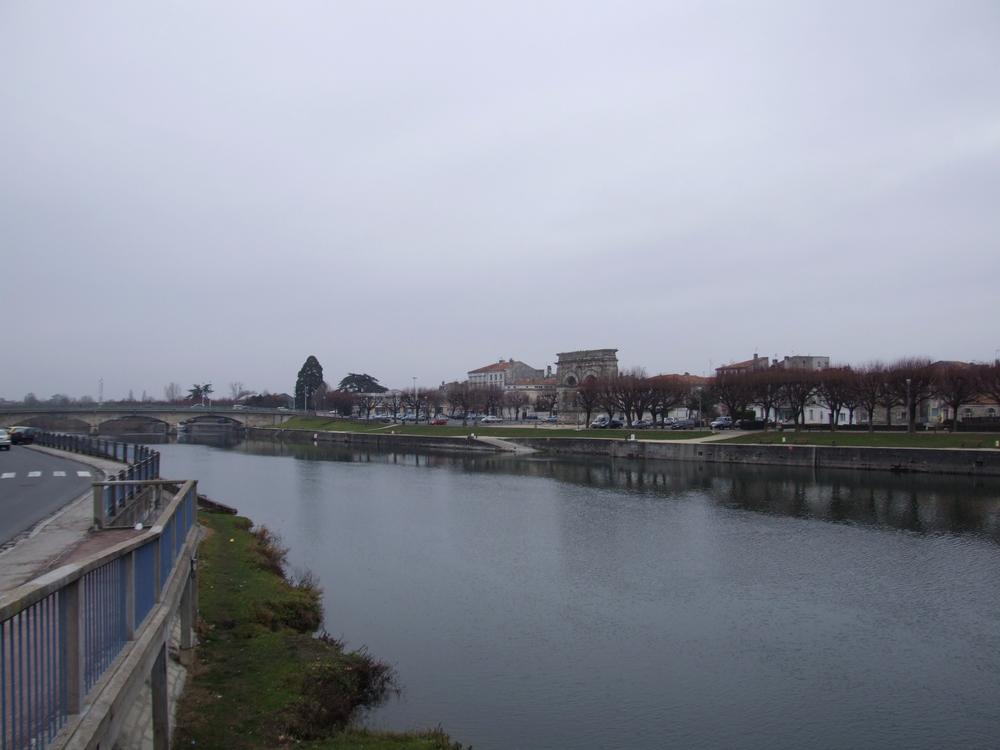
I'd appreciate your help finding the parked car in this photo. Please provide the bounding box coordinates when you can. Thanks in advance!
[710,416,733,429]
[8,426,37,445]
[543,415,559,423]
[480,415,503,424]
[429,417,449,425]
[0,429,10,451]
[659,417,678,429]
[632,419,653,429]
[670,418,698,430]
[591,416,609,428]
[524,414,539,420]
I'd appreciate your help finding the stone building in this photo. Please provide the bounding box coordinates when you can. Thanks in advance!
[467,358,545,388]
[555,349,619,422]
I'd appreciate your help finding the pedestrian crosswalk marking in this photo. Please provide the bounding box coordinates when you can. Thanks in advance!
[0,470,92,480]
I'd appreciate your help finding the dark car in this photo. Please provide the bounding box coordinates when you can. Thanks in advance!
[670,418,698,430]
[9,426,37,445]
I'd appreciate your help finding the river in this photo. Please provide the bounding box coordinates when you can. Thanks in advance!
[150,438,1000,750]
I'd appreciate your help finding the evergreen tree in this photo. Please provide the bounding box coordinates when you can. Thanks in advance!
[338,373,387,393]
[295,355,325,410]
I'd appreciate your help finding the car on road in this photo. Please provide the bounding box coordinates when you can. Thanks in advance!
[232,404,247,410]
[710,416,733,429]
[9,426,37,445]
[0,429,10,451]
[480,415,503,424]
[190,404,205,409]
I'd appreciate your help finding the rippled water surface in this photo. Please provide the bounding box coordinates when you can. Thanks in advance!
[153,439,1000,750]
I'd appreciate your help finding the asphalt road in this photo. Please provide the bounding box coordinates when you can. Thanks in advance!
[0,446,96,545]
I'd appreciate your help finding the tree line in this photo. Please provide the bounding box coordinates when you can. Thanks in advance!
[579,359,1000,432]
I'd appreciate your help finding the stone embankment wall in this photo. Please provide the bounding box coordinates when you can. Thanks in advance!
[247,427,501,453]
[513,438,1000,477]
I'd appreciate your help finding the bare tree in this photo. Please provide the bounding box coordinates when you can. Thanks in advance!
[614,368,653,425]
[815,367,854,431]
[229,381,250,401]
[933,362,979,430]
[357,394,381,420]
[854,363,886,432]
[888,357,934,433]
[747,370,783,427]
[382,391,403,421]
[779,371,817,431]
[597,375,622,423]
[574,377,601,425]
[534,390,557,417]
[713,372,756,423]
[648,375,691,425]
[164,382,182,402]
[976,362,1000,409]
[503,390,527,420]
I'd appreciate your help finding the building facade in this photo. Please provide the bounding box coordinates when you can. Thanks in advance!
[467,359,545,388]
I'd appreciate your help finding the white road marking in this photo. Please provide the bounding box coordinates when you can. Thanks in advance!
[1,472,14,479]
[76,471,92,477]
[28,471,42,477]
[53,471,66,477]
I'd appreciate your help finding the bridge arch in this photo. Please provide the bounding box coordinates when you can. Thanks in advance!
[97,415,171,436]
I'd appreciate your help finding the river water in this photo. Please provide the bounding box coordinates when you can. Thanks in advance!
[151,438,1000,750]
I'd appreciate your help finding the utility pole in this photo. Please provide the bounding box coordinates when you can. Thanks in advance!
[98,378,104,408]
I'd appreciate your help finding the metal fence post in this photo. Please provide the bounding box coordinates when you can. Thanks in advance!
[125,550,136,639]
[93,485,105,529]
[61,578,86,714]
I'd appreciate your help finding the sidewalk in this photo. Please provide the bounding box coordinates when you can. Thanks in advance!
[0,445,125,596]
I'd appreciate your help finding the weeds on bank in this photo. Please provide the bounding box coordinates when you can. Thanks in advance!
[174,511,464,749]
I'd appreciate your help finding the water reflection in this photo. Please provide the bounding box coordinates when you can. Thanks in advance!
[233,439,1000,543]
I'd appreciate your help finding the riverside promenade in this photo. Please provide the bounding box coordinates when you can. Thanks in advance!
[0,441,197,750]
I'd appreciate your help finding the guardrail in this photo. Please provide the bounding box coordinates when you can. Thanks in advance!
[34,433,161,528]
[0,481,198,750]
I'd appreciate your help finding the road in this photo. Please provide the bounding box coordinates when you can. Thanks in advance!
[0,446,95,545]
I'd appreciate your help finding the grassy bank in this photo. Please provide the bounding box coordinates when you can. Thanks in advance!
[175,511,462,749]
[719,431,1000,449]
[273,416,711,441]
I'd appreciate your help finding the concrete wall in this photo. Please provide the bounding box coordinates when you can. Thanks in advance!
[248,427,501,453]
[513,437,1000,477]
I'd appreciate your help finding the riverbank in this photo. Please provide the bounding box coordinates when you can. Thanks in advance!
[251,426,1000,477]
[175,509,462,749]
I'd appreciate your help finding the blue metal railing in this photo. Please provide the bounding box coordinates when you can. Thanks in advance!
[1,590,65,750]
[0,480,197,750]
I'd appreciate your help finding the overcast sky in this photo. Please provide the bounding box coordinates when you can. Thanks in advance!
[2,1,998,400]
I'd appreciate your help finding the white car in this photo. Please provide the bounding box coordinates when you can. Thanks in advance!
[480,415,503,424]
[0,429,11,451]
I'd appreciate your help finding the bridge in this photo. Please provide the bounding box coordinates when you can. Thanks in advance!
[0,406,296,435]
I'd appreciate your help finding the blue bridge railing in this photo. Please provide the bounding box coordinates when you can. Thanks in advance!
[0,481,198,750]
